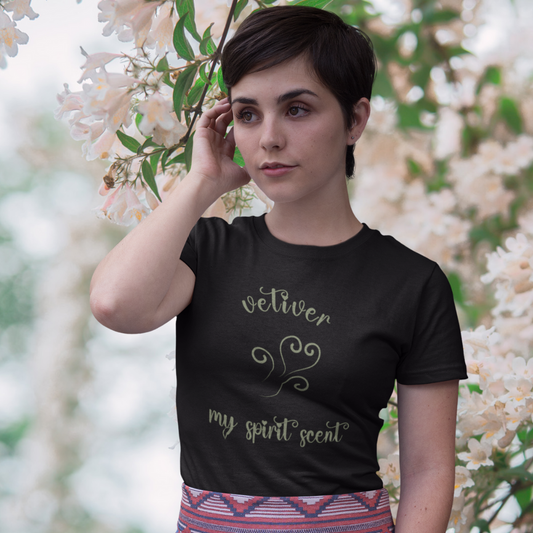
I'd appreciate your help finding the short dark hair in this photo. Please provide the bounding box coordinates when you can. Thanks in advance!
[221,6,376,178]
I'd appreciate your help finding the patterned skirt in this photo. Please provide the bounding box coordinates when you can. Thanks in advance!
[177,483,395,533]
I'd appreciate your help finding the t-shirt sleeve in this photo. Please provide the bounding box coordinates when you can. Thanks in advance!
[180,223,198,275]
[396,264,467,384]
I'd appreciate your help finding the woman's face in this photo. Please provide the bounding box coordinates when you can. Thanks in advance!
[230,56,359,207]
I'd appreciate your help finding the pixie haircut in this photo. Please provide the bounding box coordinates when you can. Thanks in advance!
[221,6,376,178]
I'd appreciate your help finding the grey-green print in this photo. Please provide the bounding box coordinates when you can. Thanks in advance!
[252,335,321,397]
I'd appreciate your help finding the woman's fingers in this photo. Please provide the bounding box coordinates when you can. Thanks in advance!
[225,127,236,151]
[197,99,231,130]
[215,108,234,137]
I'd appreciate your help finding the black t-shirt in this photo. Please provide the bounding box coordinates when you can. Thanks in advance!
[176,215,467,496]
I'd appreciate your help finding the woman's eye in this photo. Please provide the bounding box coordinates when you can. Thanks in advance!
[288,106,308,117]
[238,110,254,122]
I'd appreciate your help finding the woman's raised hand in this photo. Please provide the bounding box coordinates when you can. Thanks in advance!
[189,98,251,197]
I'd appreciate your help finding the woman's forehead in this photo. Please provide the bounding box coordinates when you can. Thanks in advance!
[230,57,329,103]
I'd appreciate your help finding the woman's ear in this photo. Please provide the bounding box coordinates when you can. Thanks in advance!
[347,98,371,145]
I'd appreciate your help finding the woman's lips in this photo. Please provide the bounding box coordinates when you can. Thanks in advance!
[260,165,297,177]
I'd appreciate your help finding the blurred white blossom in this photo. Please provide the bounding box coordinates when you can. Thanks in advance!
[0,9,28,57]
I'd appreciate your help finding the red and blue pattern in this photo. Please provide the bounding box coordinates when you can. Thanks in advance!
[177,484,395,532]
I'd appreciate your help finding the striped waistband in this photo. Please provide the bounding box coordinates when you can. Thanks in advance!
[177,483,395,533]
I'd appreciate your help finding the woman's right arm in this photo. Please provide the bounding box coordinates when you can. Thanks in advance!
[89,99,250,334]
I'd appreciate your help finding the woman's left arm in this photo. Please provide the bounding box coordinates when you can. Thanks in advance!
[395,379,459,533]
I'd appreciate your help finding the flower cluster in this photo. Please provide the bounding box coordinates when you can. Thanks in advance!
[0,0,37,67]
[448,136,533,221]
[352,166,471,269]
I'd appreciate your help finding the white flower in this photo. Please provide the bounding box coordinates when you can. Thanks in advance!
[83,129,120,161]
[378,453,401,487]
[98,0,163,44]
[78,48,122,83]
[462,325,500,359]
[0,9,29,57]
[146,2,177,57]
[95,183,149,225]
[55,84,84,120]
[448,495,474,533]
[3,0,38,21]
[453,466,475,497]
[502,377,533,406]
[0,47,8,69]
[137,92,187,147]
[458,438,494,470]
[512,357,533,379]
[137,92,175,134]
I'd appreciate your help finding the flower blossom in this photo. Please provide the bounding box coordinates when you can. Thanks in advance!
[78,47,122,83]
[98,0,164,46]
[481,233,533,319]
[95,183,150,226]
[453,466,475,497]
[458,438,494,470]
[378,453,400,487]
[145,1,177,57]
[0,9,29,57]
[137,92,187,148]
[3,0,38,21]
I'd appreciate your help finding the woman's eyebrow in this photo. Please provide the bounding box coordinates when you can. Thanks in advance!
[277,89,318,103]
[231,89,319,107]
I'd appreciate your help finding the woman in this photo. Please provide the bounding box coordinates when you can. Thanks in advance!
[90,6,467,533]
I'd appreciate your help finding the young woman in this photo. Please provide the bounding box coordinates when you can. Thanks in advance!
[90,6,467,533]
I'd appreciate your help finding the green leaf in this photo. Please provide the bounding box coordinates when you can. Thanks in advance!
[517,428,533,444]
[447,45,470,58]
[173,64,198,120]
[467,383,482,394]
[116,130,141,153]
[476,66,502,95]
[0,418,31,452]
[499,96,522,134]
[410,65,432,90]
[150,151,162,175]
[156,55,169,72]
[515,486,533,513]
[217,67,228,95]
[173,12,195,61]
[207,37,217,55]
[141,159,162,202]
[288,0,333,8]
[406,158,422,176]
[139,137,159,153]
[167,152,187,166]
[135,113,143,132]
[499,466,533,484]
[186,78,206,107]
[447,272,464,305]
[176,0,201,42]
[161,149,170,172]
[397,103,424,129]
[472,519,490,533]
[372,69,394,99]
[234,0,249,21]
[184,131,195,172]
[233,146,245,167]
[486,66,502,85]
[200,23,216,55]
[199,61,210,84]
[425,9,459,24]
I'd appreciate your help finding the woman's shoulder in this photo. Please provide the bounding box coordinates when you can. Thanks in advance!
[364,225,443,282]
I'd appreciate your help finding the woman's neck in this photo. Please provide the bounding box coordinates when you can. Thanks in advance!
[264,190,362,247]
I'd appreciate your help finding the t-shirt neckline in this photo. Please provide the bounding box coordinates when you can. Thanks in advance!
[251,214,373,259]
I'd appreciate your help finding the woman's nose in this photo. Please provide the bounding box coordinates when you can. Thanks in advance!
[260,116,285,151]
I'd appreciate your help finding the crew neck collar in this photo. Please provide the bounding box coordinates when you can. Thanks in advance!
[251,214,373,259]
